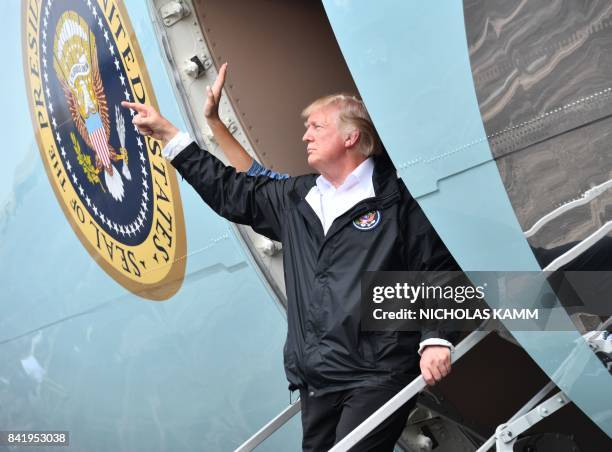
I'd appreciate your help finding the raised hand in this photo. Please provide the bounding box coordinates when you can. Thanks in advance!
[121,101,179,144]
[204,62,228,122]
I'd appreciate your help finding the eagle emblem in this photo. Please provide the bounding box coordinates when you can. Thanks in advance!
[53,11,131,201]
[24,0,187,299]
[353,210,382,231]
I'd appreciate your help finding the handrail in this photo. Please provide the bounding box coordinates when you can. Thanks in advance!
[234,328,490,452]
[234,399,301,452]
[476,380,556,452]
[329,329,490,452]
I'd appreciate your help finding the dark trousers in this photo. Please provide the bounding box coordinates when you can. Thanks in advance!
[299,386,416,452]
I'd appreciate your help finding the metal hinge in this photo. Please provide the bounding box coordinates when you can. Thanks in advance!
[184,55,211,79]
[159,1,190,27]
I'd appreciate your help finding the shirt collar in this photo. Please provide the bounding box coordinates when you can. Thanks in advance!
[315,158,374,195]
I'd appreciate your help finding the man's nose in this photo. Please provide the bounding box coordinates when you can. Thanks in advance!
[302,128,313,142]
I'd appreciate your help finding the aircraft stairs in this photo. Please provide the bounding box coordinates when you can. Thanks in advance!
[235,316,612,452]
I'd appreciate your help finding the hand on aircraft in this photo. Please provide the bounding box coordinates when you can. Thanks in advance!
[204,62,228,123]
[420,345,451,386]
[121,101,179,144]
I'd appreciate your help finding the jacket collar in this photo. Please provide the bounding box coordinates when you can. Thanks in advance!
[371,150,399,198]
[315,157,375,196]
[291,150,399,202]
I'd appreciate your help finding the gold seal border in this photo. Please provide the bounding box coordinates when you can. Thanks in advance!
[21,0,186,300]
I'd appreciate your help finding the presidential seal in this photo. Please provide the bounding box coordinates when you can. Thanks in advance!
[22,0,186,300]
[353,210,381,231]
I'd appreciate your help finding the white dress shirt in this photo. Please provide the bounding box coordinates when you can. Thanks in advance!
[305,158,375,234]
[163,131,193,161]
[162,133,453,355]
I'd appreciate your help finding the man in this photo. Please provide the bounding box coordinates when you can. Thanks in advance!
[122,77,456,451]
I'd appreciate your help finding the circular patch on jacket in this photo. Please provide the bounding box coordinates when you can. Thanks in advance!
[352,210,382,230]
[22,0,186,300]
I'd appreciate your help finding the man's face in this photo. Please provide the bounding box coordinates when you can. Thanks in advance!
[302,105,347,172]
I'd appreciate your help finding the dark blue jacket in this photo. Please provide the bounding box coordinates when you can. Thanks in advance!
[172,143,457,396]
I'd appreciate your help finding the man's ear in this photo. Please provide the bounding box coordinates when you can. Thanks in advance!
[344,129,360,149]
